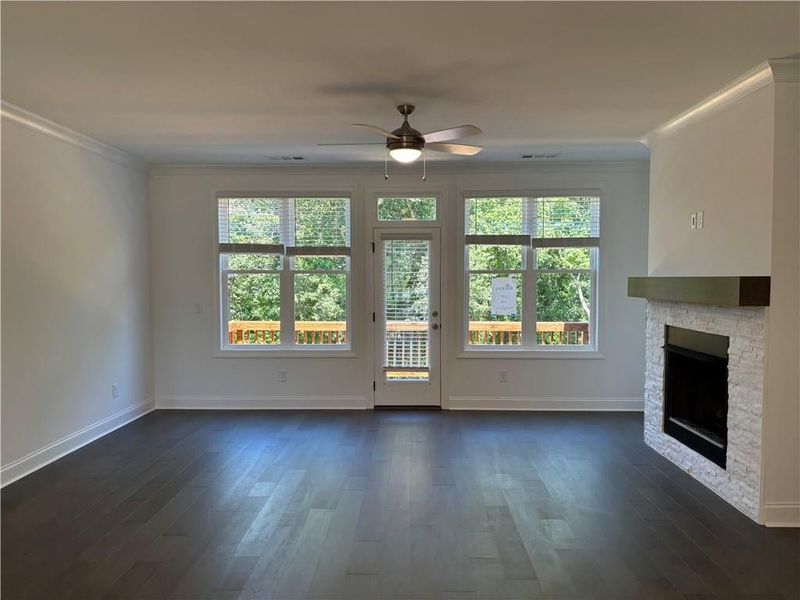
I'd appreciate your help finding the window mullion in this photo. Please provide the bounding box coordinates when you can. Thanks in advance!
[524,246,536,349]
[221,258,230,348]
[524,197,537,350]
[590,247,599,348]
[281,199,295,347]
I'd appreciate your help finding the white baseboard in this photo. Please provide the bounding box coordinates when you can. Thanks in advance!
[1,398,155,487]
[156,395,370,410]
[448,396,644,411]
[761,502,800,528]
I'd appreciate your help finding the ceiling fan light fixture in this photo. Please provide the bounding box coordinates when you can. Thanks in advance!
[389,147,422,163]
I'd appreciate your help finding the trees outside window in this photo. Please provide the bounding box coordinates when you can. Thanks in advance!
[217,194,598,352]
[464,195,599,349]
[218,197,351,349]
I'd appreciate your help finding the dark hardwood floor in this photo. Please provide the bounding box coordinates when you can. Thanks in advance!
[2,410,798,600]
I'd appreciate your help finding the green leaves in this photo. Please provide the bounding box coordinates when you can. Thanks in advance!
[377,197,437,221]
[468,245,524,271]
[228,274,280,321]
[294,274,347,322]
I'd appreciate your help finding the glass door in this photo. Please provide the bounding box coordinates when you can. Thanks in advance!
[374,228,441,406]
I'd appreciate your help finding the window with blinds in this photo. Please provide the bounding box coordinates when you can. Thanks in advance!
[383,239,431,381]
[464,195,599,350]
[218,196,351,350]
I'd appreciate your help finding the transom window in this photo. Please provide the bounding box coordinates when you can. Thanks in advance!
[464,195,599,350]
[377,196,437,222]
[218,196,351,350]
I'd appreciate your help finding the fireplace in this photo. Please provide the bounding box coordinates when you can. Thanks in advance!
[663,325,729,468]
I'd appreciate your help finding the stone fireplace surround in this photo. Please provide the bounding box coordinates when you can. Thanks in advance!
[644,300,766,521]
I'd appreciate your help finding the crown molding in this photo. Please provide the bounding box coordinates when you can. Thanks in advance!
[148,159,650,178]
[1,101,148,173]
[769,58,800,83]
[643,59,799,145]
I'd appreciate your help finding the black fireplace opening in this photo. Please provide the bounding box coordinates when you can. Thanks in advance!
[663,325,729,469]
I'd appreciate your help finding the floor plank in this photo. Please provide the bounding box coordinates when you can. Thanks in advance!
[2,410,798,600]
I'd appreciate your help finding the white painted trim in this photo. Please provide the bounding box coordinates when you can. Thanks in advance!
[643,61,799,144]
[457,350,604,359]
[448,396,644,411]
[0,399,155,487]
[214,349,358,358]
[761,502,800,528]
[768,58,800,83]
[156,396,370,410]
[148,160,651,177]
[0,101,148,173]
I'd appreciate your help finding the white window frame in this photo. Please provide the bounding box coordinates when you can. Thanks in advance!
[216,193,355,357]
[459,190,603,358]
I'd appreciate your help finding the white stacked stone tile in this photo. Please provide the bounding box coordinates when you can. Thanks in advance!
[644,300,766,521]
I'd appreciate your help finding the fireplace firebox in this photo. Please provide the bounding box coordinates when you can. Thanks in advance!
[663,326,729,468]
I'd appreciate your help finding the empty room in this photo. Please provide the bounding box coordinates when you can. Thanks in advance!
[1,2,799,599]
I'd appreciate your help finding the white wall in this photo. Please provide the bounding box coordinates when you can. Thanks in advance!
[149,162,649,410]
[1,110,153,484]
[762,74,800,523]
[647,83,774,276]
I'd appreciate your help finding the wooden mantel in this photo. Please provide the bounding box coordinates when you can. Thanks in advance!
[627,276,770,307]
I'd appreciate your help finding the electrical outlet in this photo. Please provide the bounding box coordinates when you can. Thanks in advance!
[278,370,287,383]
[697,210,704,229]
[498,370,508,383]
[690,213,697,229]
[112,383,119,398]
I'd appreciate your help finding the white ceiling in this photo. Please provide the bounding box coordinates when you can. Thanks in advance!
[2,2,798,165]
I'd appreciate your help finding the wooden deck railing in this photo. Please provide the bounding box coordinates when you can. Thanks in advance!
[228,320,589,346]
[228,321,347,345]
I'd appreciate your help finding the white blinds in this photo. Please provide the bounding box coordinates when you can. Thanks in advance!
[532,196,600,246]
[465,196,600,247]
[218,197,351,256]
[291,198,350,255]
[218,197,283,254]
[383,239,430,372]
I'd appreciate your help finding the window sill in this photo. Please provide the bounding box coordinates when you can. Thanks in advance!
[457,348,604,359]
[216,347,357,358]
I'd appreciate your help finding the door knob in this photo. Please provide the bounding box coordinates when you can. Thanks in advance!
[432,324,440,330]
[431,310,438,317]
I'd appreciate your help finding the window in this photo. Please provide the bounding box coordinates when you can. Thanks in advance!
[218,196,351,350]
[464,195,599,350]
[377,197,437,222]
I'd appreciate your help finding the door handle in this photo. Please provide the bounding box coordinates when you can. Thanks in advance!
[432,324,440,331]
[432,310,438,317]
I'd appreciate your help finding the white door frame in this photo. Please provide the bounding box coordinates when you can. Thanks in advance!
[372,227,441,407]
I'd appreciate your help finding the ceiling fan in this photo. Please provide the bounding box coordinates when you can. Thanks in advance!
[320,104,482,164]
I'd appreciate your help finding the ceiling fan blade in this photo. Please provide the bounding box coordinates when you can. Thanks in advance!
[426,142,482,156]
[318,142,385,146]
[423,125,482,143]
[352,124,400,139]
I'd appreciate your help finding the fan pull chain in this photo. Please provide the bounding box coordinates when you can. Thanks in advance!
[422,149,427,181]
[384,148,389,181]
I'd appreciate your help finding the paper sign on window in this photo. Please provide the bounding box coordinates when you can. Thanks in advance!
[491,277,517,316]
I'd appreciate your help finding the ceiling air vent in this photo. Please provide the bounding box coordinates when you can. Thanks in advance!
[522,153,561,160]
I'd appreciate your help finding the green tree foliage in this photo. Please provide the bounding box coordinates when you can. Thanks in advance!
[224,197,593,335]
[466,197,592,324]
[377,197,437,221]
